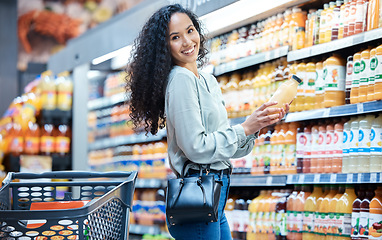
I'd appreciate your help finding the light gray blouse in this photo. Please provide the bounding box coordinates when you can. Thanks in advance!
[165,66,257,176]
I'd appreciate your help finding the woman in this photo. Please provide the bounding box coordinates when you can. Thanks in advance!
[127,4,288,239]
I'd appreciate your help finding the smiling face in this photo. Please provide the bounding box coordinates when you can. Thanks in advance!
[167,12,200,74]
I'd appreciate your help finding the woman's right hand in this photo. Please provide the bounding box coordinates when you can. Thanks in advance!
[241,101,287,136]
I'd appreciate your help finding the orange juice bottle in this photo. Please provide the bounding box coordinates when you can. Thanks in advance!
[40,70,57,110]
[367,0,380,30]
[324,55,346,108]
[369,186,382,240]
[325,1,336,42]
[55,121,71,157]
[56,71,73,111]
[268,75,302,113]
[367,48,377,101]
[351,52,361,103]
[287,185,300,240]
[248,190,265,239]
[374,44,382,100]
[294,185,311,240]
[270,125,280,175]
[335,185,356,240]
[327,184,345,240]
[359,49,371,103]
[324,123,334,173]
[296,63,306,112]
[303,125,312,173]
[318,185,339,237]
[285,122,299,174]
[304,62,316,111]
[319,4,330,44]
[303,185,323,240]
[289,62,299,112]
[310,124,320,173]
[345,56,353,104]
[24,118,40,155]
[40,119,56,156]
[317,124,327,173]
[314,185,330,237]
[9,119,24,156]
[332,122,344,173]
[315,61,325,109]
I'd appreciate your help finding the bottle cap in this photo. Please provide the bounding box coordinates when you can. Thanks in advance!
[292,74,302,84]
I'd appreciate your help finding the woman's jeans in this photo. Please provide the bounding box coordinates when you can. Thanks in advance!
[167,172,232,240]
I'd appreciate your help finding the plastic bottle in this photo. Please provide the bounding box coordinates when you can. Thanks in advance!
[339,0,348,39]
[315,61,325,109]
[9,119,24,156]
[359,49,371,102]
[289,62,299,112]
[359,186,375,239]
[296,124,305,174]
[335,185,357,239]
[287,185,300,240]
[343,0,351,37]
[369,186,382,240]
[351,187,365,239]
[317,124,327,173]
[268,75,303,112]
[55,120,71,156]
[348,0,358,36]
[314,185,330,237]
[264,128,272,175]
[345,56,354,104]
[314,9,322,45]
[333,122,344,173]
[324,55,346,108]
[357,114,375,172]
[40,119,56,156]
[351,52,362,104]
[327,184,345,239]
[303,185,323,240]
[276,191,289,240]
[56,71,73,111]
[367,0,380,30]
[370,114,382,172]
[342,117,354,173]
[349,116,362,173]
[318,185,339,237]
[310,125,319,173]
[331,0,342,40]
[285,122,298,174]
[354,0,365,34]
[325,123,335,173]
[40,70,57,110]
[320,4,329,44]
[367,48,377,101]
[303,125,312,174]
[282,10,292,47]
[249,191,266,239]
[295,64,306,112]
[294,185,311,240]
[325,2,335,43]
[270,125,279,175]
[374,45,382,100]
[304,62,316,111]
[24,118,40,155]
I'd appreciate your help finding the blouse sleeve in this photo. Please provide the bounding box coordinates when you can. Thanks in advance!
[166,71,253,165]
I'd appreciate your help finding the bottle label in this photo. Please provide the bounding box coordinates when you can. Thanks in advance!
[314,212,327,235]
[303,211,315,233]
[358,128,371,155]
[249,212,257,233]
[325,65,346,91]
[318,132,326,158]
[42,90,56,109]
[285,144,296,167]
[25,137,40,154]
[370,127,382,155]
[326,131,334,157]
[360,59,369,86]
[316,69,325,94]
[305,72,316,96]
[353,61,361,86]
[359,211,369,237]
[333,130,343,157]
[349,129,359,155]
[376,55,382,83]
[296,71,305,96]
[351,211,360,238]
[346,61,353,88]
[276,211,287,236]
[10,137,24,153]
[296,132,305,158]
[334,213,352,237]
[55,136,70,153]
[368,213,382,239]
[256,211,264,233]
[287,210,294,232]
[57,92,73,110]
[41,136,55,153]
[343,130,349,155]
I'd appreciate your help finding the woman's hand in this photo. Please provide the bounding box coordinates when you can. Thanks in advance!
[241,102,289,136]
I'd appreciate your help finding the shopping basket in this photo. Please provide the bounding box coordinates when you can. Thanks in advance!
[0,170,137,240]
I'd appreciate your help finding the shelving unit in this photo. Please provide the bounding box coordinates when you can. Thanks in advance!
[88,92,128,111]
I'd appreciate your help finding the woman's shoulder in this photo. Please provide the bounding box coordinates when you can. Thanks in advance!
[167,66,197,89]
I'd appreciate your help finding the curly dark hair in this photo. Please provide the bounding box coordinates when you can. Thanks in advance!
[126,4,208,135]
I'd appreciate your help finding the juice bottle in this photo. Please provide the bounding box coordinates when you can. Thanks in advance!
[351,52,362,104]
[324,55,346,108]
[303,185,323,240]
[304,62,316,111]
[335,185,357,239]
[368,186,382,240]
[278,123,288,174]
[359,186,375,239]
[314,185,330,237]
[370,114,382,172]
[359,49,371,103]
[270,125,280,175]
[351,187,365,239]
[249,191,266,239]
[331,1,342,41]
[303,125,312,174]
[317,124,327,173]
[318,185,339,237]
[367,0,380,30]
[282,10,292,47]
[287,185,300,240]
[349,116,362,173]
[285,122,298,174]
[56,71,73,111]
[327,184,345,239]
[325,1,334,43]
[296,124,305,173]
[333,122,344,173]
[367,48,377,101]
[268,75,303,112]
[374,45,382,100]
[342,117,354,173]
[357,114,375,172]
[315,61,325,109]
[354,0,365,34]
[296,63,306,112]
[40,119,56,156]
[269,192,279,240]
[55,120,71,157]
[345,56,354,104]
[9,119,24,156]
[348,0,357,36]
[276,191,289,240]
[24,118,40,155]
[320,4,329,44]
[225,196,236,233]
[314,9,322,45]
[264,191,274,238]
[310,124,319,173]
[294,185,311,240]
[289,62,299,112]
[325,123,335,173]
[40,70,57,110]
[343,0,351,37]
[339,0,348,39]
[264,128,272,175]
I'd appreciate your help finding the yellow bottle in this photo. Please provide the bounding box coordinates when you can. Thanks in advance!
[268,75,302,112]
[367,48,377,101]
[304,62,316,111]
[325,2,336,43]
[317,185,338,238]
[324,55,346,108]
[315,61,325,109]
[350,52,361,104]
[327,185,345,240]
[56,71,73,111]
[296,63,306,112]
[313,186,330,238]
[289,62,299,112]
[374,44,382,100]
[335,185,356,240]
[40,70,57,110]
[303,185,323,240]
[248,190,266,239]
[358,49,370,103]
[319,4,330,44]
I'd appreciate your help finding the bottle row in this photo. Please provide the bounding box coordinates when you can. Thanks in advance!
[89,71,127,100]
[209,0,381,66]
[226,184,382,240]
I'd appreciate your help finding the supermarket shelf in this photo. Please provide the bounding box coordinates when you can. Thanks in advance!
[135,178,166,189]
[129,224,161,235]
[287,28,382,62]
[40,109,72,125]
[3,154,71,172]
[286,173,382,185]
[230,175,287,187]
[285,100,382,122]
[87,92,128,111]
[88,129,167,151]
[214,46,289,76]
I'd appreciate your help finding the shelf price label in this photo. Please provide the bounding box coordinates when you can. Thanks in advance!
[266,176,272,185]
[323,108,330,118]
[357,103,364,113]
[298,175,305,184]
[371,173,377,183]
[314,174,320,183]
[330,174,337,183]
[287,175,293,184]
[357,173,362,183]
[346,174,353,183]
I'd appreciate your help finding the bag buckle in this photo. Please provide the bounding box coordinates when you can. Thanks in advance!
[206,169,210,175]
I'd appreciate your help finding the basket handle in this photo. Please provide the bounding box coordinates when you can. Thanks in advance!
[12,171,134,180]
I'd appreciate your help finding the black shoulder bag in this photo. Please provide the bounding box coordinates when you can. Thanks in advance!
[166,160,223,225]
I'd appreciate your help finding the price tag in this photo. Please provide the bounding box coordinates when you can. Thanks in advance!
[330,174,336,183]
[357,103,364,113]
[353,34,365,44]
[266,176,272,185]
[135,225,142,234]
[274,48,280,57]
[371,173,377,183]
[148,227,155,235]
[314,174,320,183]
[287,175,293,184]
[323,108,330,117]
[265,51,271,61]
[357,173,362,183]
[346,174,353,183]
[149,179,156,187]
[298,175,305,184]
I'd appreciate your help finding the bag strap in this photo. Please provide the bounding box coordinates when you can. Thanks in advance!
[180,160,211,178]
